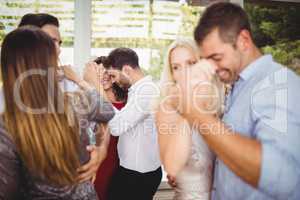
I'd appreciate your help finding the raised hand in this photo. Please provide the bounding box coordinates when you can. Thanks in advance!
[61,65,81,83]
[169,59,221,124]
[106,69,131,89]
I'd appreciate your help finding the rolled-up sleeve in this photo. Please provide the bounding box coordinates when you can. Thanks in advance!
[72,89,115,123]
[86,89,115,122]
[252,71,300,198]
[109,81,159,136]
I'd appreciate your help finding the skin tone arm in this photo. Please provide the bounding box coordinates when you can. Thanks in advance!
[156,99,192,178]
[60,65,92,90]
[189,115,261,187]
[61,64,111,183]
[61,62,107,99]
[173,60,261,187]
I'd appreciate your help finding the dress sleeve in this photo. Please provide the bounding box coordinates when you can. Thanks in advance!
[71,89,115,123]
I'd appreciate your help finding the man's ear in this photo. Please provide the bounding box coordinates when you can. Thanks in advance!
[122,65,132,74]
[237,29,252,51]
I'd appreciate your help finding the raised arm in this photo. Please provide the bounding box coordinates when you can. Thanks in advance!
[71,89,115,123]
[155,102,192,177]
[62,63,115,123]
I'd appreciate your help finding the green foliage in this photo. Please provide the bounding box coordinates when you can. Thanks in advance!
[0,22,4,44]
[178,5,203,37]
[144,40,173,80]
[245,2,300,75]
[146,4,202,80]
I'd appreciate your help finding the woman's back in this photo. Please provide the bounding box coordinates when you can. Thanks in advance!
[0,119,98,200]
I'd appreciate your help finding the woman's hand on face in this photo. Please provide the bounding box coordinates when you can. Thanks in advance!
[97,63,106,78]
[83,62,104,88]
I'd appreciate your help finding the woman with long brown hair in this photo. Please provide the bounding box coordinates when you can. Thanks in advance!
[0,26,114,199]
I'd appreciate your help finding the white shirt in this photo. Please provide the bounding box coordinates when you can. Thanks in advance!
[108,76,161,173]
[0,86,4,114]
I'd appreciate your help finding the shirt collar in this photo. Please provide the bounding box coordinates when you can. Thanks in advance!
[128,75,152,92]
[239,54,273,81]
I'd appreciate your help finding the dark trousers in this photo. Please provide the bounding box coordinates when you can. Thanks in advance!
[107,166,162,200]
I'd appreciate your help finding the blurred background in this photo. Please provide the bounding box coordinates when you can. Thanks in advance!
[0,0,299,81]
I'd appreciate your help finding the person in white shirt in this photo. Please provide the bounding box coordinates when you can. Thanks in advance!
[105,48,162,200]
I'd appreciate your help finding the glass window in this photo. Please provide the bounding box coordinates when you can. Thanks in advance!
[0,0,75,65]
[91,0,203,80]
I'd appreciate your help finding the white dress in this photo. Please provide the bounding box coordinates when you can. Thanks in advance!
[173,129,214,200]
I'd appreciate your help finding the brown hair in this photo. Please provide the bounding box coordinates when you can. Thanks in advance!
[94,56,127,102]
[194,2,252,45]
[106,47,140,70]
[18,13,59,28]
[0,26,80,186]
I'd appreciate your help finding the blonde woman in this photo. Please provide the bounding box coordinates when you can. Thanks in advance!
[156,38,224,200]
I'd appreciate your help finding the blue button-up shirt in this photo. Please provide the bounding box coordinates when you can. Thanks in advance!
[212,55,300,200]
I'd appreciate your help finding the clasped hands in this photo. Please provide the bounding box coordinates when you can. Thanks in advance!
[161,59,221,188]
[60,62,131,90]
[161,59,221,126]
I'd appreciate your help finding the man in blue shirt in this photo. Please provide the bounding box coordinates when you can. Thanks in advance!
[170,2,300,199]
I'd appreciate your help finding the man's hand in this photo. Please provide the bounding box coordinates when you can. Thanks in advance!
[77,145,107,183]
[106,69,131,89]
[174,60,220,124]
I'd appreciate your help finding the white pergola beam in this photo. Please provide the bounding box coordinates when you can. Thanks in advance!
[74,0,91,72]
[230,0,244,7]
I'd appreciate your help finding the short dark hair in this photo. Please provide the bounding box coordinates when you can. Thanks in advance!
[106,48,139,70]
[18,13,59,28]
[94,56,109,68]
[194,2,252,45]
[94,56,128,102]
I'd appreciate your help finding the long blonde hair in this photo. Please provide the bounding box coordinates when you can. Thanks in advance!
[0,26,80,186]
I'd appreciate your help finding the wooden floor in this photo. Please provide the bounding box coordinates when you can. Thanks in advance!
[153,182,174,200]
